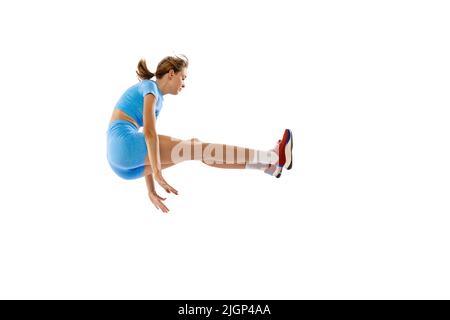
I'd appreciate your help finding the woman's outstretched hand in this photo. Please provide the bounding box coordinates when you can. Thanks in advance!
[148,191,169,213]
[153,171,179,195]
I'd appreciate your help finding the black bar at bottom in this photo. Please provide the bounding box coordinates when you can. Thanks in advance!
[0,300,445,319]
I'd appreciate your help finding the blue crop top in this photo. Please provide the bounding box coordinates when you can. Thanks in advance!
[114,80,164,127]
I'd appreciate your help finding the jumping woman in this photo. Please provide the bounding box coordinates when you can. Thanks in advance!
[107,55,293,213]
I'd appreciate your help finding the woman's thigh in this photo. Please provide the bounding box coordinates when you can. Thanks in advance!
[144,134,190,166]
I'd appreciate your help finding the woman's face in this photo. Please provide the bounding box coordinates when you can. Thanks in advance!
[169,68,187,95]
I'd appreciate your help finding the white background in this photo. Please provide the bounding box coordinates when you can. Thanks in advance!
[0,0,449,299]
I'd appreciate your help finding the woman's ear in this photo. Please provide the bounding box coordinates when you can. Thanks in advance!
[168,69,175,78]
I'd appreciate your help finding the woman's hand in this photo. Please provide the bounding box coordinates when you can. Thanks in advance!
[148,191,170,213]
[153,171,179,195]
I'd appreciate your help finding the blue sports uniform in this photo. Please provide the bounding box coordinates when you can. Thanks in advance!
[107,80,164,179]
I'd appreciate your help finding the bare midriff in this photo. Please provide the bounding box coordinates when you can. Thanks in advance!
[110,108,139,129]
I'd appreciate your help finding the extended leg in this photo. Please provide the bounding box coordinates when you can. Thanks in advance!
[166,137,273,164]
[143,135,278,174]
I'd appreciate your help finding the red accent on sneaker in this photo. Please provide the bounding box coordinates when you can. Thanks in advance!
[278,129,290,167]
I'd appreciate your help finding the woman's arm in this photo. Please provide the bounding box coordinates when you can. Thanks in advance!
[145,173,156,194]
[142,93,178,195]
[143,94,161,175]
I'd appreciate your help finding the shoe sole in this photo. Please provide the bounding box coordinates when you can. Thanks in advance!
[278,129,293,169]
[287,130,293,170]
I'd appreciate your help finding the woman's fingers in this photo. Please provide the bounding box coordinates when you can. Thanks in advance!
[163,183,178,195]
[156,194,166,200]
[157,199,169,213]
[170,185,178,195]
[155,174,178,195]
[154,200,169,213]
[151,199,160,210]
[149,193,169,213]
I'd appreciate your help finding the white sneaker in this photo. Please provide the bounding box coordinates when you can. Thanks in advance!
[264,140,282,178]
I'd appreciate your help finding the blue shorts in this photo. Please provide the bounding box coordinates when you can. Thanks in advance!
[106,120,147,180]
